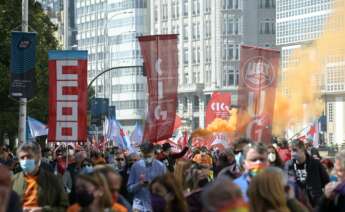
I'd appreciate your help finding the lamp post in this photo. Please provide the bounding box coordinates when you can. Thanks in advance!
[18,0,28,143]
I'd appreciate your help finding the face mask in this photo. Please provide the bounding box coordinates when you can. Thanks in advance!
[247,162,267,177]
[268,153,276,162]
[76,189,94,207]
[20,159,36,173]
[144,157,154,165]
[81,165,93,174]
[68,149,75,155]
[330,175,338,182]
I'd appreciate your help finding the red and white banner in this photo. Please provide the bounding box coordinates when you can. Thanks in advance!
[138,35,178,142]
[48,51,88,142]
[237,45,279,143]
[205,92,231,127]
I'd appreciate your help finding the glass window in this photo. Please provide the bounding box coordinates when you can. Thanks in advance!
[183,48,189,65]
[183,0,188,16]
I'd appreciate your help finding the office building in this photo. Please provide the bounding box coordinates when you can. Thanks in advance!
[151,0,276,131]
[76,0,149,131]
[276,0,345,145]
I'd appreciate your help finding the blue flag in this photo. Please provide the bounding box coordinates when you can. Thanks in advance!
[27,117,48,138]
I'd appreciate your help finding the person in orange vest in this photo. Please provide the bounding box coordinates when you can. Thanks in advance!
[192,147,213,168]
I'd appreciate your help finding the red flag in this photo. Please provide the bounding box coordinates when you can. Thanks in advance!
[205,92,231,127]
[48,51,88,142]
[138,35,178,142]
[237,45,279,143]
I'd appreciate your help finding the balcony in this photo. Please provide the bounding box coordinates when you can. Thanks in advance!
[178,83,204,93]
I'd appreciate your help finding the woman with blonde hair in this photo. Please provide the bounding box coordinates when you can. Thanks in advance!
[67,171,114,212]
[248,167,307,212]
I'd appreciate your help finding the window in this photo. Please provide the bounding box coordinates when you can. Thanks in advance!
[197,47,200,63]
[205,20,211,38]
[183,97,188,112]
[183,24,189,40]
[154,5,158,21]
[183,48,189,65]
[223,68,235,86]
[162,2,168,20]
[204,0,211,13]
[183,0,188,16]
[328,103,333,122]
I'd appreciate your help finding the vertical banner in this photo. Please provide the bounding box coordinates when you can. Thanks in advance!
[90,98,109,126]
[48,51,88,142]
[10,31,37,99]
[138,35,178,142]
[205,92,232,127]
[237,45,279,143]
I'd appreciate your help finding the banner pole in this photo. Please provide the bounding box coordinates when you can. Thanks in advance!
[19,0,28,143]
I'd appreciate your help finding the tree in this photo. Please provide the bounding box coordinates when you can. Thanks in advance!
[0,0,59,145]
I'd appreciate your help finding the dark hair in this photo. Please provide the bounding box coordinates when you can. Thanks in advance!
[140,142,154,154]
[243,142,268,160]
[289,139,306,150]
[267,145,284,167]
[162,143,171,151]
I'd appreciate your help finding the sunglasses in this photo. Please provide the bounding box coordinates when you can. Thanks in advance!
[116,158,125,161]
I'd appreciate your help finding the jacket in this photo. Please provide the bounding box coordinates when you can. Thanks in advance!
[285,153,329,207]
[317,182,345,212]
[12,168,69,212]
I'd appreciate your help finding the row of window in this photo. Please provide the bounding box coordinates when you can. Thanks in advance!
[111,83,145,93]
[110,50,141,60]
[223,16,241,35]
[277,0,330,11]
[109,0,147,12]
[78,35,105,47]
[277,3,331,19]
[155,0,211,21]
[223,0,241,10]
[276,15,327,44]
[223,44,240,61]
[111,67,144,77]
[112,100,146,110]
[259,20,275,34]
[259,0,275,9]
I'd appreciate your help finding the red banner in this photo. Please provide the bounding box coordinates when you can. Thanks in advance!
[48,51,88,142]
[237,45,280,143]
[138,35,178,142]
[205,92,231,127]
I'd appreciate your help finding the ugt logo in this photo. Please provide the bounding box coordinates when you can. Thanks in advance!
[242,56,275,91]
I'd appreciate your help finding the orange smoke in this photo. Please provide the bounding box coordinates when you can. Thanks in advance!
[206,108,251,134]
[273,0,345,135]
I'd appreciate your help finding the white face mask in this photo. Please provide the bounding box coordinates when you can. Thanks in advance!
[268,153,276,162]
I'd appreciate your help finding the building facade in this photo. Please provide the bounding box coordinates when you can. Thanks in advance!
[76,0,149,131]
[37,0,77,48]
[151,0,276,131]
[277,0,345,145]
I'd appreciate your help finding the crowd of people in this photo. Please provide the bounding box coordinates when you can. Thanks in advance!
[0,137,345,212]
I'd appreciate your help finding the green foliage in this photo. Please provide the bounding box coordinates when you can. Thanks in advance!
[0,0,59,142]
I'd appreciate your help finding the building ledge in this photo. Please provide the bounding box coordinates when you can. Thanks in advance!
[178,83,204,93]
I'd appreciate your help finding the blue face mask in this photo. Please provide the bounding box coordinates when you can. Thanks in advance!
[81,165,93,174]
[20,159,36,173]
